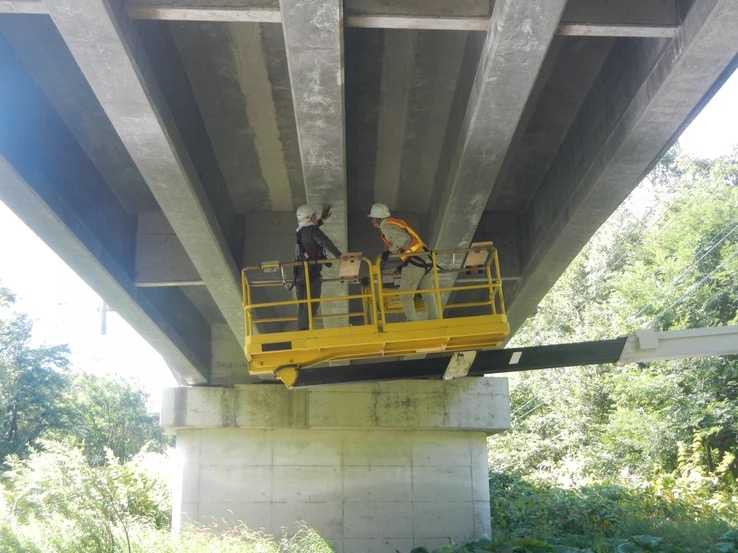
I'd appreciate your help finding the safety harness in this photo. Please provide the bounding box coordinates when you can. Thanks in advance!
[381,218,433,273]
[285,226,326,290]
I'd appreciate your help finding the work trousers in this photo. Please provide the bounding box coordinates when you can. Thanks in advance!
[399,263,439,321]
[295,276,322,330]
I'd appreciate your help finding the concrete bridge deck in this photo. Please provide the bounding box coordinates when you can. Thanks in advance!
[1,0,736,387]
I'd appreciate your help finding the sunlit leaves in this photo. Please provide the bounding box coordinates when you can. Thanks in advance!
[0,289,74,464]
[66,373,172,464]
[494,145,738,483]
[0,286,171,469]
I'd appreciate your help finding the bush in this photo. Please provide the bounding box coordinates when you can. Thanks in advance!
[0,440,335,552]
[488,471,736,552]
[1,440,172,552]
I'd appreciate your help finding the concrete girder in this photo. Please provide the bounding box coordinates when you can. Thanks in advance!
[42,0,245,348]
[486,36,615,213]
[126,0,280,19]
[344,0,490,31]
[167,20,276,213]
[279,0,348,322]
[428,0,568,253]
[0,33,210,383]
[0,159,210,384]
[396,31,467,215]
[134,21,244,266]
[507,0,738,337]
[278,0,347,232]
[561,0,685,27]
[259,23,308,206]
[373,29,416,209]
[2,0,684,37]
[0,15,156,214]
[135,211,201,286]
[124,0,675,26]
[0,0,46,13]
[231,23,292,212]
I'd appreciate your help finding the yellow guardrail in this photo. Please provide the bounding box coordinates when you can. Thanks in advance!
[241,242,508,387]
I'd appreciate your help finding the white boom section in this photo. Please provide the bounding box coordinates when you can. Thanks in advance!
[616,326,738,365]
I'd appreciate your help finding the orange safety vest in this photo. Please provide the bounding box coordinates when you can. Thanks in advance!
[380,218,427,262]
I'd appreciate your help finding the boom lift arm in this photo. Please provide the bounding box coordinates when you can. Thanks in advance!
[289,325,738,387]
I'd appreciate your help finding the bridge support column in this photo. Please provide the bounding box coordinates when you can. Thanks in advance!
[161,378,510,553]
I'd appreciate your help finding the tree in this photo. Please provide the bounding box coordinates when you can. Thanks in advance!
[0,288,74,464]
[2,441,172,552]
[492,146,738,481]
[66,373,172,463]
[0,286,171,467]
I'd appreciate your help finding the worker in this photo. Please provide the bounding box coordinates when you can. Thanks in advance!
[294,204,343,331]
[368,202,439,321]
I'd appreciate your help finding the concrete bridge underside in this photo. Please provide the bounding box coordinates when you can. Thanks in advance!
[1,0,737,550]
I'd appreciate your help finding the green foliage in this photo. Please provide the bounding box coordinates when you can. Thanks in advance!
[0,523,42,552]
[481,147,738,553]
[715,531,738,553]
[494,146,738,481]
[1,440,172,551]
[487,470,736,553]
[66,373,172,463]
[125,520,335,553]
[0,444,335,553]
[0,290,74,465]
[0,286,170,468]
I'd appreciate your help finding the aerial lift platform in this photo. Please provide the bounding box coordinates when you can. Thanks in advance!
[241,242,509,388]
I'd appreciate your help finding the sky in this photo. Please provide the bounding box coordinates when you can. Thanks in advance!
[678,70,738,158]
[0,70,737,412]
[0,212,178,408]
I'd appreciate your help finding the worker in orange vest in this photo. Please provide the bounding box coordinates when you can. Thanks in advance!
[368,202,439,322]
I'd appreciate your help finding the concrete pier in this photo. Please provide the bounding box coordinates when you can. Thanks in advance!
[161,377,510,553]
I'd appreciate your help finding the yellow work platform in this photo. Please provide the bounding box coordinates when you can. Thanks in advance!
[241,242,509,388]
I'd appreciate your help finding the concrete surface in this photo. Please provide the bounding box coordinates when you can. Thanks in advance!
[2,0,736,385]
[162,377,509,552]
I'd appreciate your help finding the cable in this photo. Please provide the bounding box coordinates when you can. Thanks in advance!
[583,157,733,330]
[512,400,548,424]
[597,161,723,280]
[647,246,738,328]
[627,220,738,324]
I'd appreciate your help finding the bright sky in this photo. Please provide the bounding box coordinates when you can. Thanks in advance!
[0,212,178,409]
[0,70,736,412]
[678,70,738,158]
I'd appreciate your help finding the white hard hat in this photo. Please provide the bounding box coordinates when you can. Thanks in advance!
[296,204,316,224]
[368,202,391,218]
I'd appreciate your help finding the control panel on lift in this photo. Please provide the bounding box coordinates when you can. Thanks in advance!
[241,242,509,388]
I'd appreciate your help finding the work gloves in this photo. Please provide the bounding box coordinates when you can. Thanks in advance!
[316,204,332,228]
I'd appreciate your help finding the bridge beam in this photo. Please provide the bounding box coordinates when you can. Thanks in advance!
[508,0,738,336]
[428,0,568,254]
[121,0,683,37]
[43,0,246,350]
[0,34,210,384]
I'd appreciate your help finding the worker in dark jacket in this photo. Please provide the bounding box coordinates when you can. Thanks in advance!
[295,204,342,330]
